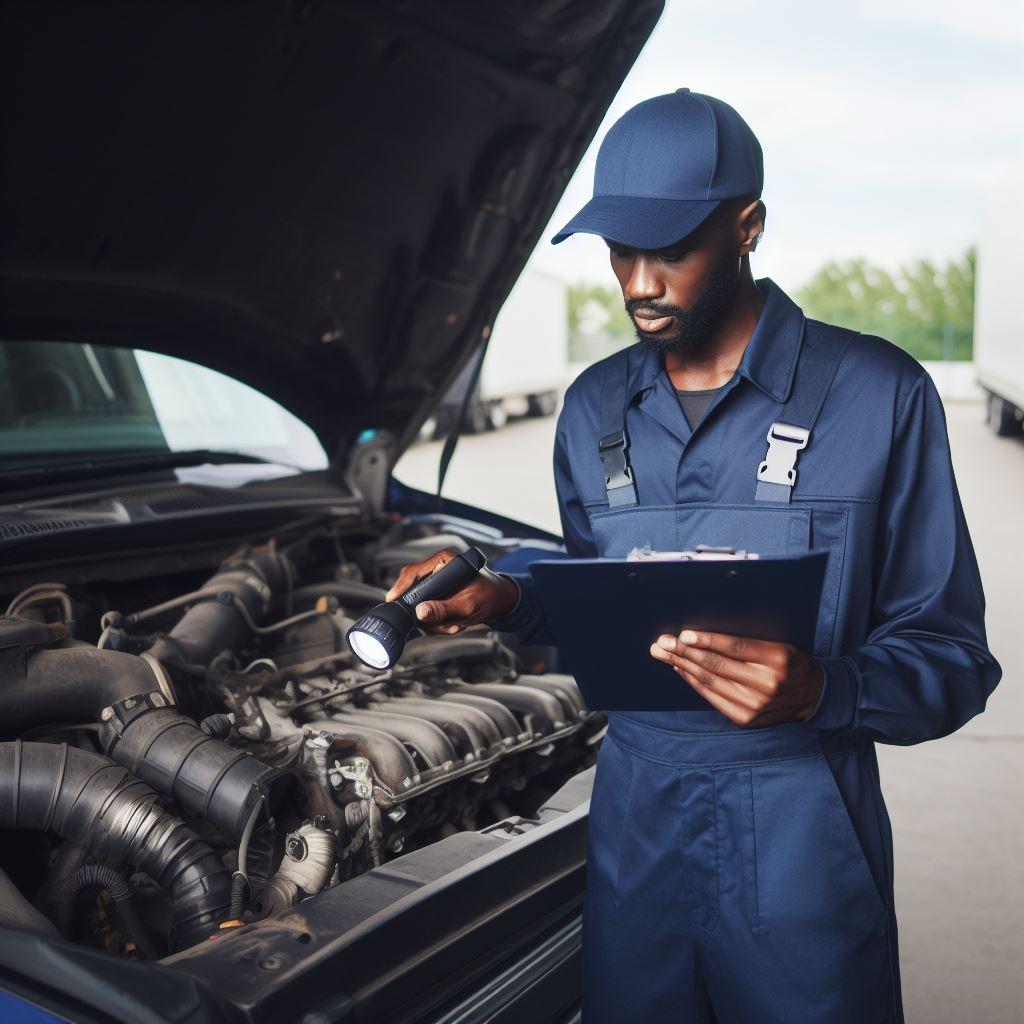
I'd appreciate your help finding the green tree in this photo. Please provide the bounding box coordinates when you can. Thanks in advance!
[795,247,975,360]
[567,283,635,362]
[565,246,975,365]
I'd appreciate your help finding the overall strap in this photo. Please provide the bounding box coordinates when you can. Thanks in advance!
[598,349,638,507]
[754,326,857,503]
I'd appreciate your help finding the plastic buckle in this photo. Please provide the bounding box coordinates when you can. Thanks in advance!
[756,421,810,488]
[598,430,634,491]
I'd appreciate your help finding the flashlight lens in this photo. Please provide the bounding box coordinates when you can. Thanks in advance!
[348,630,392,669]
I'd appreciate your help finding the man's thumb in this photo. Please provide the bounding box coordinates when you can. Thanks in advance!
[415,600,443,623]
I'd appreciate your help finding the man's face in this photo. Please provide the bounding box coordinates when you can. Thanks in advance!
[605,204,741,359]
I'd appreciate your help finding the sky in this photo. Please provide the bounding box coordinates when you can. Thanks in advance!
[526,0,1024,293]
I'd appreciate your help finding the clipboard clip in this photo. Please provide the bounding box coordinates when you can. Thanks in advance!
[626,544,761,561]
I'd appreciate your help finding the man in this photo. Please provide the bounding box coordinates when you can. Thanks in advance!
[385,90,1002,1023]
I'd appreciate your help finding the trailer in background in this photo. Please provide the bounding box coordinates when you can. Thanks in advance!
[428,267,568,437]
[975,160,1024,437]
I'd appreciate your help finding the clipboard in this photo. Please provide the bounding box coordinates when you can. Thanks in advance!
[529,550,828,711]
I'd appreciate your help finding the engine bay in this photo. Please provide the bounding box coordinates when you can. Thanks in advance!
[0,515,603,961]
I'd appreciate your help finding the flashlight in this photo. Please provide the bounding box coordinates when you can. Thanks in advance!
[345,546,489,669]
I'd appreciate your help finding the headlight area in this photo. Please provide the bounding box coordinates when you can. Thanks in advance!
[0,523,604,961]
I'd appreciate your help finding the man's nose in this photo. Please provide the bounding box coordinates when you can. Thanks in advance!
[623,254,664,303]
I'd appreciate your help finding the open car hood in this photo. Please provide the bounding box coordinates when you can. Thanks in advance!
[0,0,663,464]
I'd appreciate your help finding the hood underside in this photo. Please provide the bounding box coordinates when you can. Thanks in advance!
[0,0,663,463]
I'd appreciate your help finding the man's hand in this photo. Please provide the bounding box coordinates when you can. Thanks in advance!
[384,548,519,635]
[649,628,824,727]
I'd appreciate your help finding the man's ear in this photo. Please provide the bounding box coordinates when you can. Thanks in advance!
[738,199,766,256]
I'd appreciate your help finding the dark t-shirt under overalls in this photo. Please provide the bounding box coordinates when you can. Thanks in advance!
[674,384,724,430]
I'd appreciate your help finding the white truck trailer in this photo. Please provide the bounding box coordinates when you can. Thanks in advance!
[430,267,569,436]
[975,160,1024,437]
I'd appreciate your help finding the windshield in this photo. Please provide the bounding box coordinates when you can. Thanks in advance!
[0,341,328,470]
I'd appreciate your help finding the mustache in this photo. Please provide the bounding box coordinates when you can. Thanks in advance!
[624,298,687,319]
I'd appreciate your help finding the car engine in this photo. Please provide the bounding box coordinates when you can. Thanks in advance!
[0,517,604,960]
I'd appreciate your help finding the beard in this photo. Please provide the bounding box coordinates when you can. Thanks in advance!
[625,251,739,359]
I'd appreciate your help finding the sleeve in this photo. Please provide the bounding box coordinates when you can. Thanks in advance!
[485,397,599,646]
[803,370,1002,743]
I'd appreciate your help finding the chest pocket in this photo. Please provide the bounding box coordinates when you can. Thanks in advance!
[589,501,848,658]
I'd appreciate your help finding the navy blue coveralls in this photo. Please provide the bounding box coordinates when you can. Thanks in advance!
[491,278,1002,1023]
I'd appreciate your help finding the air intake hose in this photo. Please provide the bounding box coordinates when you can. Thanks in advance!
[0,645,276,839]
[0,741,233,951]
[145,551,294,669]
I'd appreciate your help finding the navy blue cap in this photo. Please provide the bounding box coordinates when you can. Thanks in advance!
[551,88,763,249]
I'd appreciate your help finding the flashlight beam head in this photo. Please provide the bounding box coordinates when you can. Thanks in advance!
[345,601,416,670]
[345,546,488,669]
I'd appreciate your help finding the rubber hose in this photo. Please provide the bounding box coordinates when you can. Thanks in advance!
[146,551,293,669]
[0,741,232,952]
[0,646,167,736]
[200,713,233,738]
[63,863,159,960]
[0,644,277,839]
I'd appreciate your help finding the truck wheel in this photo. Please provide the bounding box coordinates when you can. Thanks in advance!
[527,391,558,417]
[464,401,489,434]
[431,409,453,440]
[487,401,508,430]
[988,394,1023,437]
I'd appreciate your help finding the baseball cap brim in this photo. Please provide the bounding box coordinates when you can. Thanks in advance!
[550,194,721,248]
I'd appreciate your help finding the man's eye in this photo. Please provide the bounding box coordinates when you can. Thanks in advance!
[659,251,687,263]
[610,248,633,259]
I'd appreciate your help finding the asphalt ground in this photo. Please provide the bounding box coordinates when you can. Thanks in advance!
[394,394,1024,1024]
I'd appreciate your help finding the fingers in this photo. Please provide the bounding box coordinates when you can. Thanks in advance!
[673,663,757,721]
[650,641,764,712]
[414,598,464,633]
[644,626,811,728]
[649,634,801,727]
[675,652,769,696]
[654,629,790,685]
[679,662,794,727]
[384,567,415,603]
[650,635,780,696]
[673,628,786,668]
[385,549,457,602]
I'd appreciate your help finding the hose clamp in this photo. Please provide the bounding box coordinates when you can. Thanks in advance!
[238,573,273,609]
[100,690,171,739]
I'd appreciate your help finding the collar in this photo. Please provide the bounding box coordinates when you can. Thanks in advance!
[624,277,806,406]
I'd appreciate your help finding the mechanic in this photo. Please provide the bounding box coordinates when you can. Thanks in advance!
[385,89,1002,1023]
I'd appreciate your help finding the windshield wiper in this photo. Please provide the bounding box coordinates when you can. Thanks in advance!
[0,448,275,484]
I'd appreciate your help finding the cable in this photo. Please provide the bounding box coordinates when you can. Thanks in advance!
[228,799,263,921]
[224,595,327,636]
[6,582,74,622]
[120,589,221,627]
